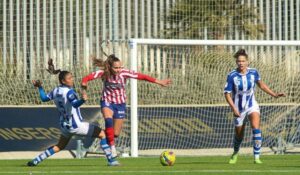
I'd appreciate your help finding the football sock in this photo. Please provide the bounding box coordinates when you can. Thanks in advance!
[100,138,114,162]
[252,129,262,159]
[32,146,55,164]
[105,118,115,146]
[233,136,243,154]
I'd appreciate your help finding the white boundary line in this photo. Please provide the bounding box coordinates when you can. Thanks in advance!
[1,170,300,174]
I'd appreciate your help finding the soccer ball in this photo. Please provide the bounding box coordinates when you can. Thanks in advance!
[160,150,176,166]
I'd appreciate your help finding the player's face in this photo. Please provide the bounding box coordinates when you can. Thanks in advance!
[111,61,123,75]
[62,73,74,87]
[236,56,248,72]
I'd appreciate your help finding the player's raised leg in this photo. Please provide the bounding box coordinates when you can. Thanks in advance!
[27,135,71,166]
[249,112,263,164]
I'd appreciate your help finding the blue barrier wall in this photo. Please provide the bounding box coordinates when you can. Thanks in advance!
[0,107,101,151]
[0,106,299,151]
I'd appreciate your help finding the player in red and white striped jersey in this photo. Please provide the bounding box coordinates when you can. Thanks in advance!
[81,54,171,157]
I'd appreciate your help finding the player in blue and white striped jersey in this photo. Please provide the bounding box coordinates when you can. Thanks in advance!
[27,62,119,166]
[224,49,285,164]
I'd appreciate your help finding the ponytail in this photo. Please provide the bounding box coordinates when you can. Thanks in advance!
[92,56,105,68]
[46,59,70,85]
[46,59,61,75]
[92,54,120,81]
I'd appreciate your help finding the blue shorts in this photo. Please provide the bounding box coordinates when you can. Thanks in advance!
[100,101,126,119]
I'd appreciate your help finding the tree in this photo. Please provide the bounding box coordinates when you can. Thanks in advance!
[165,0,265,39]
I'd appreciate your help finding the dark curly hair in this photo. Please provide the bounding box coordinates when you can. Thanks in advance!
[234,49,248,59]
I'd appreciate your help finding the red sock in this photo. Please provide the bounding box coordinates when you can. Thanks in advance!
[105,127,115,146]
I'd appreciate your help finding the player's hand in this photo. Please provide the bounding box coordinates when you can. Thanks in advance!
[274,93,286,98]
[81,83,88,90]
[233,108,240,117]
[156,79,172,87]
[81,90,88,101]
[32,80,42,88]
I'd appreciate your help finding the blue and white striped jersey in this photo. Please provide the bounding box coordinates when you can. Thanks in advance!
[46,86,84,130]
[224,68,261,112]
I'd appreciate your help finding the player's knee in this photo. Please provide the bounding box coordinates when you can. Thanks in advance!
[55,144,66,151]
[98,130,106,139]
[92,126,103,138]
[53,145,62,152]
[114,129,122,137]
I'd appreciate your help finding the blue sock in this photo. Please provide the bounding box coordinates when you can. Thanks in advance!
[100,138,114,162]
[252,129,262,159]
[32,146,55,165]
[105,118,115,146]
[105,118,113,128]
[233,136,243,153]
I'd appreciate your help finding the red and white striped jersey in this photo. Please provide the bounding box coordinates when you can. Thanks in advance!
[82,69,156,104]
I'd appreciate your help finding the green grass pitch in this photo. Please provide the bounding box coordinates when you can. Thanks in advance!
[1,155,300,175]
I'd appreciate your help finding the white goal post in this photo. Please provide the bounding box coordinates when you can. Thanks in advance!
[129,39,300,157]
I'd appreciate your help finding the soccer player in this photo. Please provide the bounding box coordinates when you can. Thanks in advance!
[81,54,171,157]
[27,61,119,166]
[224,49,285,164]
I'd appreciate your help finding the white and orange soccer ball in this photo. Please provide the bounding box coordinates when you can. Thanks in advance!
[160,150,176,166]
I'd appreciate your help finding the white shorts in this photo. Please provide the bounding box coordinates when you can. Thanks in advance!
[234,106,260,127]
[60,122,97,138]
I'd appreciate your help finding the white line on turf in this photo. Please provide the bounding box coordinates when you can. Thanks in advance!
[1,170,300,174]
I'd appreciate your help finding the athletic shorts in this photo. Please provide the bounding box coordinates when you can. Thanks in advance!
[60,122,98,138]
[234,105,260,127]
[100,100,126,119]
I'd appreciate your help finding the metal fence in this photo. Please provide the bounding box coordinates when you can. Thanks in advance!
[0,0,299,78]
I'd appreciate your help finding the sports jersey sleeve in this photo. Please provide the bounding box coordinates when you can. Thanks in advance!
[39,87,51,102]
[224,74,234,93]
[82,70,104,84]
[67,89,85,108]
[254,69,261,82]
[136,73,156,83]
[122,69,156,83]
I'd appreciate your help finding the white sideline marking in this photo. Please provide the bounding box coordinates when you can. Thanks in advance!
[1,170,300,174]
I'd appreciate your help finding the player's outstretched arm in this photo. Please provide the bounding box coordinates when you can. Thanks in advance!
[154,79,172,87]
[135,73,171,87]
[32,80,51,102]
[256,80,286,98]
